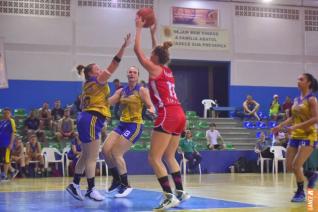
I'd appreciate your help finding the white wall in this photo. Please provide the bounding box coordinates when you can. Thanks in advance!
[0,0,317,86]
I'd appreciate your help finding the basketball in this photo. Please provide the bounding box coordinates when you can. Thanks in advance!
[137,8,155,28]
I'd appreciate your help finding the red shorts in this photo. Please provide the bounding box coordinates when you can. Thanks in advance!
[154,105,186,135]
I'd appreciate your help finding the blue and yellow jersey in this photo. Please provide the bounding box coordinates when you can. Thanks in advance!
[291,93,317,143]
[119,84,144,124]
[0,118,16,148]
[81,77,111,118]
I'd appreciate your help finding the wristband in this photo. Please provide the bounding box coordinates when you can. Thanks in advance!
[113,56,121,63]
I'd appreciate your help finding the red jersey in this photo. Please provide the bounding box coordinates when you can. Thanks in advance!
[149,66,181,109]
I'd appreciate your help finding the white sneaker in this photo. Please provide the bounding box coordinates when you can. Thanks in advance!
[85,187,105,201]
[175,190,191,202]
[66,183,84,201]
[115,184,133,198]
[154,192,180,210]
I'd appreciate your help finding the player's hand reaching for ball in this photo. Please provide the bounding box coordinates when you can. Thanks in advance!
[122,33,131,48]
[135,15,145,28]
[150,21,157,35]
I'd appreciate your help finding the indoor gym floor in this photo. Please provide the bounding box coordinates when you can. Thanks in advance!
[0,173,308,211]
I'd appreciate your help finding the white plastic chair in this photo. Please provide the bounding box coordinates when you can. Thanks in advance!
[179,152,202,176]
[42,147,65,177]
[62,147,71,176]
[255,150,272,174]
[270,146,286,174]
[201,99,217,118]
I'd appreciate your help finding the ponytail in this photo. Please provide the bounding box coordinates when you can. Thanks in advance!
[304,73,318,93]
[76,64,95,81]
[77,65,85,76]
[163,41,173,50]
[153,41,173,65]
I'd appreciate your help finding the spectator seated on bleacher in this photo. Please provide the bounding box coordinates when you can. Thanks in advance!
[25,133,45,176]
[11,136,27,177]
[243,95,260,121]
[178,130,202,173]
[24,110,46,143]
[254,132,273,158]
[206,123,225,150]
[39,102,52,130]
[51,99,64,132]
[55,109,76,143]
[281,96,293,119]
[67,136,81,175]
[269,94,281,121]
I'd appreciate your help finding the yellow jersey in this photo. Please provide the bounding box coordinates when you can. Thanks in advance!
[119,84,144,124]
[81,77,111,118]
[291,93,317,143]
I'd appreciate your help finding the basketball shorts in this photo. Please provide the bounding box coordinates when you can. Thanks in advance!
[154,105,186,136]
[77,111,106,143]
[114,122,144,144]
[0,147,11,164]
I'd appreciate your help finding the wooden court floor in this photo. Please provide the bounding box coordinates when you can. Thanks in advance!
[0,173,309,211]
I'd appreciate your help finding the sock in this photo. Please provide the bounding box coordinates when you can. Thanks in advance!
[120,173,129,186]
[87,177,95,191]
[73,173,81,185]
[109,167,120,182]
[297,181,304,192]
[158,176,172,194]
[171,171,183,191]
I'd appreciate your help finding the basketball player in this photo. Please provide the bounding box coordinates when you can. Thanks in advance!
[272,73,318,202]
[103,66,155,198]
[134,17,190,210]
[66,33,131,201]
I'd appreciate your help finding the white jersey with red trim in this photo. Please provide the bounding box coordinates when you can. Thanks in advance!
[149,66,181,108]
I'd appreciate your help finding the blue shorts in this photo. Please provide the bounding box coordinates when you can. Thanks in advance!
[288,139,318,148]
[77,111,106,143]
[114,122,144,144]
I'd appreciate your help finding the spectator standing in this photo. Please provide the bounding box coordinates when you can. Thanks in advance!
[269,94,281,121]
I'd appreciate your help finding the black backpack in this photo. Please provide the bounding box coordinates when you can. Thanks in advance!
[234,157,248,173]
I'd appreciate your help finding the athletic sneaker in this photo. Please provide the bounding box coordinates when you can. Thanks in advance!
[85,187,105,201]
[0,175,9,182]
[10,169,19,179]
[66,183,84,201]
[291,190,306,202]
[154,192,180,210]
[175,190,191,202]
[115,184,133,198]
[307,172,318,189]
[107,179,121,193]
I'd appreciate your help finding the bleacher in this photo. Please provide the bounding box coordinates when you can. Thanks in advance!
[5,107,280,152]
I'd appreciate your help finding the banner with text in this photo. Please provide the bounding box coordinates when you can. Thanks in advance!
[172,7,219,27]
[0,38,8,89]
[161,26,229,51]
